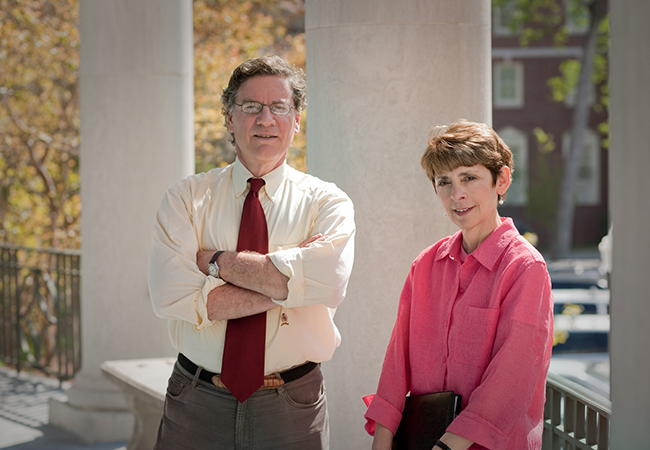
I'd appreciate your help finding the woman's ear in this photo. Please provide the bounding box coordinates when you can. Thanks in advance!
[497,166,511,197]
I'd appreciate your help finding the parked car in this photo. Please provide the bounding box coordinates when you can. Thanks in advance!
[547,258,608,290]
[548,259,610,354]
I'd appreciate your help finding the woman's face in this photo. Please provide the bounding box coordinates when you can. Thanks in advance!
[434,164,510,251]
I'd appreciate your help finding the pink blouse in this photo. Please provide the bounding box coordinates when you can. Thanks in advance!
[364,218,553,449]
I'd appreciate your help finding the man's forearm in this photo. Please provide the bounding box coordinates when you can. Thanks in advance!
[218,251,290,300]
[206,282,278,321]
[196,234,324,308]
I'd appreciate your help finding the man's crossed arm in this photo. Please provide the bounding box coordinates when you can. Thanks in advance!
[196,234,324,321]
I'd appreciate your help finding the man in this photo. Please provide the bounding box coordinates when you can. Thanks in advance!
[148,55,355,449]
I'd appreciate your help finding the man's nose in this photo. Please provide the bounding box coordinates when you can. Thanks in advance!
[256,106,275,126]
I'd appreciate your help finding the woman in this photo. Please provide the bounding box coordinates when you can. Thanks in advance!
[364,120,553,450]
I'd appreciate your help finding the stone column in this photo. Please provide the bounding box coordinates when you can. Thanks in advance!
[305,1,491,447]
[609,0,650,446]
[48,0,194,443]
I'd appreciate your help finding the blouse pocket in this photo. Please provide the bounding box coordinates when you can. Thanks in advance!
[450,305,500,368]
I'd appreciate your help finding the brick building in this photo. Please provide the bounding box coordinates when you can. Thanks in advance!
[492,3,609,252]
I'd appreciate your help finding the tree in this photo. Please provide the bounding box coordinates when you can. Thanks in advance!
[552,0,607,258]
[494,0,609,257]
[0,0,81,249]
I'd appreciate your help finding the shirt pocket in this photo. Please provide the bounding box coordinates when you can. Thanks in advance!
[449,305,500,368]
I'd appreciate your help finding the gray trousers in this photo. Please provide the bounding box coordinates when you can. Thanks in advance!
[154,360,329,450]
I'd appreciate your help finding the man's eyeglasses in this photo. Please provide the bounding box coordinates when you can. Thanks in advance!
[234,101,296,115]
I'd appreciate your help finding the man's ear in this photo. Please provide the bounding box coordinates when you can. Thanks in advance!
[226,113,234,134]
[293,112,301,135]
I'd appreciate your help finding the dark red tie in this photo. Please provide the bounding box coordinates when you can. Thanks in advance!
[220,178,268,402]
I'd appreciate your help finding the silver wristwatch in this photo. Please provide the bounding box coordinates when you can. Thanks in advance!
[208,251,225,278]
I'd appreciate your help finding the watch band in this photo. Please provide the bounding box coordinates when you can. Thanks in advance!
[208,251,225,278]
[210,250,225,265]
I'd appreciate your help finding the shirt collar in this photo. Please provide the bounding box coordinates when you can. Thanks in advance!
[232,157,287,202]
[436,218,519,270]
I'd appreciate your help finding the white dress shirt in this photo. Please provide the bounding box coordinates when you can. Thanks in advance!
[149,158,355,374]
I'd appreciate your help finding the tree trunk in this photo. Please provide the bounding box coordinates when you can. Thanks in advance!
[553,0,608,258]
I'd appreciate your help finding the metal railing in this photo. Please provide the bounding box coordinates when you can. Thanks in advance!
[0,244,81,382]
[543,371,611,449]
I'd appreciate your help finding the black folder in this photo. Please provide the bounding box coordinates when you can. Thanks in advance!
[392,391,462,450]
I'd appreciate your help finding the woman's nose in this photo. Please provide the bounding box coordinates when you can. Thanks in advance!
[451,184,467,201]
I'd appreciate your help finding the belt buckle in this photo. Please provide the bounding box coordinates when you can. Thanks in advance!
[210,374,285,390]
[262,374,285,389]
[211,375,226,389]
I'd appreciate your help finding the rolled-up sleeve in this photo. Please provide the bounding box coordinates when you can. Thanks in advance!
[268,189,355,309]
[148,182,226,330]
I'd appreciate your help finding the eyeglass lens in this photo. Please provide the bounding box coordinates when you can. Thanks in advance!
[239,101,292,115]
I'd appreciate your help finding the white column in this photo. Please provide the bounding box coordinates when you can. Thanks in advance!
[48,0,194,443]
[305,1,491,447]
[609,0,650,446]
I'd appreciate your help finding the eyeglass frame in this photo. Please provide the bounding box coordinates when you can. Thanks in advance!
[233,101,297,116]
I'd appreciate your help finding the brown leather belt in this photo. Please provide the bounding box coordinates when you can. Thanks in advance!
[177,354,318,390]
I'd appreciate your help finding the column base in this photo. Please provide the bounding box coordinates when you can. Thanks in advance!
[48,396,134,444]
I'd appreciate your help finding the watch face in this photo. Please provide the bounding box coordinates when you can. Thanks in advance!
[208,263,218,277]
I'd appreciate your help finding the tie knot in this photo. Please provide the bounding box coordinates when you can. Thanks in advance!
[248,178,265,194]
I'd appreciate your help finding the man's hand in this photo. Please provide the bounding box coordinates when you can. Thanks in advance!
[197,250,217,276]
[299,233,325,248]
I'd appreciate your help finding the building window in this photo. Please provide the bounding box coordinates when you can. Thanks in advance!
[494,62,524,108]
[499,127,528,206]
[562,129,600,205]
[493,0,520,36]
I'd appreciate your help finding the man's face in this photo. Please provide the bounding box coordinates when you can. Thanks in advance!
[226,75,301,177]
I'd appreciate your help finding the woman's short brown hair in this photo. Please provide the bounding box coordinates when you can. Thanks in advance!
[421,119,513,198]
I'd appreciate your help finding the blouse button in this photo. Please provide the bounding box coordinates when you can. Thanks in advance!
[459,288,465,294]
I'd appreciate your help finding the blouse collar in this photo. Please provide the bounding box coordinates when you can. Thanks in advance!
[437,218,520,270]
